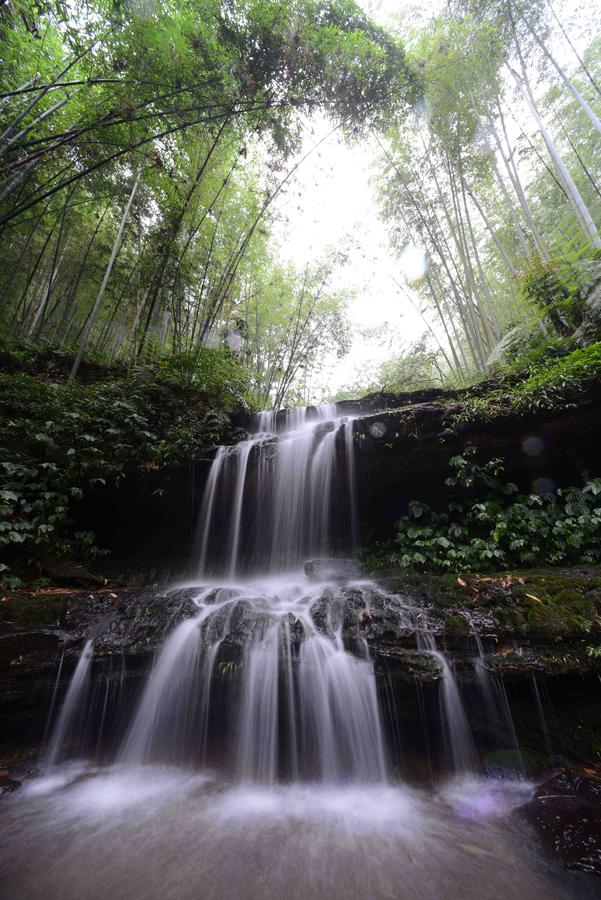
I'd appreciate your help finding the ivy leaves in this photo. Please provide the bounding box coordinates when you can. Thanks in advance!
[0,350,239,586]
[364,448,601,573]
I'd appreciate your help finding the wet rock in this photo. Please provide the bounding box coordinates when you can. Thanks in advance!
[372,647,442,683]
[484,748,548,780]
[0,774,22,797]
[537,769,601,804]
[517,768,601,875]
[224,600,257,647]
[310,597,328,633]
[304,559,360,582]
[310,590,339,636]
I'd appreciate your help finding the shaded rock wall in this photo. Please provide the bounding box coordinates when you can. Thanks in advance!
[353,380,601,537]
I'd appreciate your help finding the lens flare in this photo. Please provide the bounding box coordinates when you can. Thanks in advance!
[399,243,428,283]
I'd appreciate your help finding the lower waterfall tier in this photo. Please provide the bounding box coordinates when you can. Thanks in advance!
[3,568,601,883]
[4,567,599,782]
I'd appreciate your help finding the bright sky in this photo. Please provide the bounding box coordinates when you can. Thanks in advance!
[272,1,442,400]
[273,125,423,398]
[271,0,596,401]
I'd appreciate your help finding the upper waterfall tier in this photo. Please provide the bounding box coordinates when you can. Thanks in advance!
[195,403,359,577]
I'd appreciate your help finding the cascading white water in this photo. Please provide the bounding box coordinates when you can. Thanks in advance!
[471,628,522,756]
[45,639,94,768]
[119,576,387,783]
[194,402,360,577]
[46,401,520,782]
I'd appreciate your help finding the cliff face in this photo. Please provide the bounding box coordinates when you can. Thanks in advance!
[76,376,601,569]
[350,377,601,535]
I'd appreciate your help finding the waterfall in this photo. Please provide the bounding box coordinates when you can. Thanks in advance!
[471,628,521,755]
[194,402,360,576]
[118,576,387,782]
[44,401,526,784]
[45,640,94,768]
[418,631,478,774]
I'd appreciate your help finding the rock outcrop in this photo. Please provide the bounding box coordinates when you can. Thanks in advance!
[517,768,601,876]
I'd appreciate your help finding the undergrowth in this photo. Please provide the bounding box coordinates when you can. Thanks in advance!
[0,340,249,587]
[363,448,601,574]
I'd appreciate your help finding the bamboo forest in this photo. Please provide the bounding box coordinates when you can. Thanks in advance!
[1,1,601,897]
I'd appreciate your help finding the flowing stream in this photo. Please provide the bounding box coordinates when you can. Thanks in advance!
[0,403,592,899]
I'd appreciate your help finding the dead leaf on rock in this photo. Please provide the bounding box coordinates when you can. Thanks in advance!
[458,843,493,858]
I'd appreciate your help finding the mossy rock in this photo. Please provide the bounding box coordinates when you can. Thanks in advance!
[0,593,69,629]
[510,572,601,637]
[377,567,601,640]
[443,613,471,635]
[485,748,548,779]
[374,647,442,683]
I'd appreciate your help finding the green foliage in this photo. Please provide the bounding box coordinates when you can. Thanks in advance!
[370,2,601,392]
[0,0,419,404]
[364,448,601,573]
[518,250,601,337]
[509,341,601,412]
[445,340,601,433]
[0,342,243,585]
[154,348,250,402]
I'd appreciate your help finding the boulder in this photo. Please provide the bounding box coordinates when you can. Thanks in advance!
[484,748,548,780]
[0,775,22,797]
[304,559,361,582]
[517,768,601,876]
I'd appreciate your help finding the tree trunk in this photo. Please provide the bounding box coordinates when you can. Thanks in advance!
[509,66,601,250]
[527,24,601,137]
[547,0,601,96]
[69,171,141,381]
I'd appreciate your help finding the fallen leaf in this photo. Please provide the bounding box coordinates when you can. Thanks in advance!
[457,577,467,587]
[458,843,493,858]
[526,593,542,604]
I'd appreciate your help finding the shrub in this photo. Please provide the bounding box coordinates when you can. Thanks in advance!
[363,448,601,573]
[0,344,247,585]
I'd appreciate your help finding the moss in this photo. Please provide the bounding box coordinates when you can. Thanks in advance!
[19,595,67,629]
[485,748,548,779]
[444,614,470,634]
[377,567,601,646]
[447,343,601,426]
[0,592,72,630]
[509,572,601,637]
[486,651,533,675]
[374,647,442,683]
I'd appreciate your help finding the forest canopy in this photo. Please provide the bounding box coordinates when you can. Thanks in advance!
[0,0,418,402]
